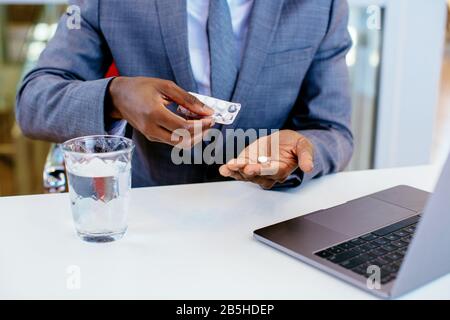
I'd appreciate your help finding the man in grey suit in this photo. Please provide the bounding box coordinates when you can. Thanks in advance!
[16,0,353,189]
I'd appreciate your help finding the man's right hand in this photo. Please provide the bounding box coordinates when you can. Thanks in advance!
[107,77,215,147]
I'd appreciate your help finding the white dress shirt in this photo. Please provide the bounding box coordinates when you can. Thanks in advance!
[187,0,254,96]
[109,0,254,133]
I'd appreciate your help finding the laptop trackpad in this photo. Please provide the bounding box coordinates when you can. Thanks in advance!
[305,197,417,237]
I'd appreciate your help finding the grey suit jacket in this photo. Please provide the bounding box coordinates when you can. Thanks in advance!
[16,0,353,188]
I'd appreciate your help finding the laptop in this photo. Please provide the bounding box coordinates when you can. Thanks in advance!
[254,155,450,298]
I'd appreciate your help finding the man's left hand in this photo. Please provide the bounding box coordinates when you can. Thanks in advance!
[219,130,314,189]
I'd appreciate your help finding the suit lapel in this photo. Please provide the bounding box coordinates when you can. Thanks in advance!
[156,0,197,92]
[232,0,285,106]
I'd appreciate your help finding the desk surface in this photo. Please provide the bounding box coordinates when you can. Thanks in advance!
[1,165,449,299]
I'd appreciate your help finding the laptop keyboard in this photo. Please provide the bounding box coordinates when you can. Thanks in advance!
[315,215,420,285]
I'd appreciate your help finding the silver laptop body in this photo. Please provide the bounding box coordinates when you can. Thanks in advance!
[254,155,450,298]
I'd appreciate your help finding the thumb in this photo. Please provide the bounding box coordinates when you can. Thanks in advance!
[296,136,314,173]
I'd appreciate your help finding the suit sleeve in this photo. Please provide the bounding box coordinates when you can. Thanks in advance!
[286,0,354,184]
[16,0,114,143]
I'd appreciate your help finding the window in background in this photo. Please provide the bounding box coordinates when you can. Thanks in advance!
[0,4,66,196]
[347,6,383,171]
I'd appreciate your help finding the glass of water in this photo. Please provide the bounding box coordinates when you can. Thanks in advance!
[62,135,134,243]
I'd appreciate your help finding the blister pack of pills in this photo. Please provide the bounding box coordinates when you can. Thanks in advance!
[177,92,241,125]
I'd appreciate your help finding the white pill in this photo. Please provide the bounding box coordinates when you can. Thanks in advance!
[228,104,238,113]
[257,156,269,164]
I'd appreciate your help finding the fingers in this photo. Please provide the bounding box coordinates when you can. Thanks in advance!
[220,167,277,189]
[219,165,246,181]
[219,164,235,178]
[220,158,288,189]
[159,80,214,116]
[148,105,214,148]
[241,162,283,177]
[148,126,180,146]
[239,167,278,189]
[219,164,277,189]
[158,106,214,133]
[296,136,314,173]
[177,106,204,119]
[241,163,261,176]
[151,126,205,148]
[225,159,278,176]
[228,171,246,181]
[225,159,248,171]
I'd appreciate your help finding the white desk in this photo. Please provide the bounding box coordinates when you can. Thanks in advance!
[1,165,449,299]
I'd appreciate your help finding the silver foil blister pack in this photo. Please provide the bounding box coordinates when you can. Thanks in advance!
[177,92,241,125]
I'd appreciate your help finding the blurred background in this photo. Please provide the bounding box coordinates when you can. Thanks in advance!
[0,0,448,196]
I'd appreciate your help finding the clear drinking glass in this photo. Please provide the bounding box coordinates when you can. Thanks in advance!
[62,135,134,243]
